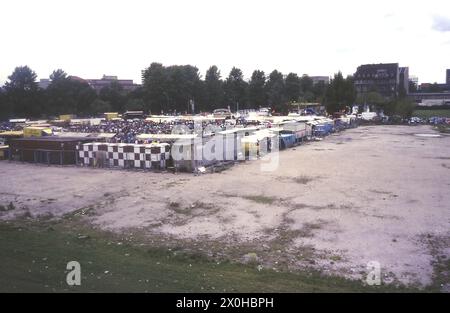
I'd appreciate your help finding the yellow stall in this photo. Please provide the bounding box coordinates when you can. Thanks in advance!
[104,112,119,120]
[23,127,53,138]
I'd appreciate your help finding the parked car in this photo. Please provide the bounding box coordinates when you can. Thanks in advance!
[409,117,423,124]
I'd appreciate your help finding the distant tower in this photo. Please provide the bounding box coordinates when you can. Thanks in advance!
[446,69,450,85]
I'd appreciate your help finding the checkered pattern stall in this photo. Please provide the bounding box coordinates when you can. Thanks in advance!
[77,143,170,170]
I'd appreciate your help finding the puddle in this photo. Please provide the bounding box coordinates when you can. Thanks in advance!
[414,134,442,138]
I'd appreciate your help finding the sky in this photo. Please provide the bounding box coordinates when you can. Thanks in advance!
[1,0,450,86]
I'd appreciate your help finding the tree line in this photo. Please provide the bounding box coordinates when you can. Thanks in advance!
[0,63,357,119]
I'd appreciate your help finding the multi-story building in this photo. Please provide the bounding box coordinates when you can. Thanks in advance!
[86,75,140,93]
[310,76,330,85]
[418,70,450,92]
[39,75,141,93]
[409,92,450,107]
[409,69,450,106]
[38,79,51,89]
[353,63,409,101]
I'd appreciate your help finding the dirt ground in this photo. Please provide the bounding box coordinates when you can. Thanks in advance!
[1,125,449,289]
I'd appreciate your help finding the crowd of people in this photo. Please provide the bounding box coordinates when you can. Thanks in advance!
[66,118,241,143]
[0,122,17,132]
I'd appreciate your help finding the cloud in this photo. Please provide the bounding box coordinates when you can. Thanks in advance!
[432,15,450,32]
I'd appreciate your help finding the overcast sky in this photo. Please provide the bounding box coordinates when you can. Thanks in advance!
[1,0,450,86]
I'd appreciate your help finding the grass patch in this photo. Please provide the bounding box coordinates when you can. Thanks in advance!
[166,201,220,226]
[413,109,450,119]
[0,219,420,292]
[330,255,342,262]
[435,125,450,134]
[422,234,450,291]
[293,176,314,185]
[0,202,16,212]
[63,206,95,218]
[243,195,277,205]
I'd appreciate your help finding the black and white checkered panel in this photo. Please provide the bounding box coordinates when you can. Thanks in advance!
[77,143,170,170]
[78,143,94,166]
[143,143,170,169]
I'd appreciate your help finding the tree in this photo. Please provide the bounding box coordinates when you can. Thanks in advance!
[356,91,386,107]
[408,80,417,93]
[224,67,247,110]
[247,70,267,108]
[142,63,204,114]
[125,98,145,111]
[90,99,111,114]
[265,70,286,113]
[165,65,203,113]
[312,81,327,103]
[394,98,415,118]
[284,73,301,103]
[50,69,67,82]
[4,66,42,117]
[300,75,313,94]
[99,81,126,112]
[126,87,147,112]
[324,72,355,114]
[142,63,168,114]
[45,71,96,116]
[0,87,11,119]
[204,66,224,110]
[70,79,97,115]
[298,74,315,103]
[45,69,70,115]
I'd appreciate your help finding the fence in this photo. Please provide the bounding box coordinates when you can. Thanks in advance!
[78,142,170,170]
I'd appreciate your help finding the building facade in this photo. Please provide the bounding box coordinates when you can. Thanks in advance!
[38,79,51,89]
[86,75,140,93]
[409,92,450,106]
[310,76,330,85]
[353,63,409,101]
[38,75,141,93]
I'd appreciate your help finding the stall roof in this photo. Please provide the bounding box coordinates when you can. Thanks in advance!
[25,120,49,125]
[137,133,199,141]
[9,119,27,123]
[0,131,24,136]
[11,136,95,142]
[217,126,260,135]
[54,132,116,139]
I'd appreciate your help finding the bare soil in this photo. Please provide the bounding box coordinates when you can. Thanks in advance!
[1,125,449,288]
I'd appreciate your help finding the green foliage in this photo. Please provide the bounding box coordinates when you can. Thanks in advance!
[0,64,350,119]
[312,81,327,103]
[284,73,301,102]
[125,98,145,111]
[99,81,126,112]
[357,91,386,106]
[247,70,267,108]
[224,67,248,110]
[300,75,313,94]
[90,99,112,114]
[394,98,415,118]
[204,65,224,110]
[0,88,10,119]
[0,219,420,292]
[266,70,286,113]
[45,71,96,115]
[413,109,450,119]
[4,66,42,117]
[324,72,356,114]
[142,63,203,114]
[382,98,416,118]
